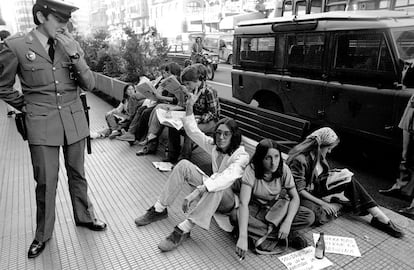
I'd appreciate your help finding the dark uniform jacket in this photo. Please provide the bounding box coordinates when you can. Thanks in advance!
[0,30,95,146]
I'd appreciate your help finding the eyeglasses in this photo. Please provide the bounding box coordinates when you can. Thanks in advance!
[215,130,232,139]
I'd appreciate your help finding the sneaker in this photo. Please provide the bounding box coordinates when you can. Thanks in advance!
[116,132,136,142]
[288,232,308,250]
[108,130,121,140]
[134,206,168,226]
[158,226,190,252]
[370,217,404,238]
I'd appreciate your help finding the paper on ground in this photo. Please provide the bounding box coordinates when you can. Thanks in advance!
[156,108,186,130]
[152,162,174,172]
[312,233,361,257]
[278,246,333,270]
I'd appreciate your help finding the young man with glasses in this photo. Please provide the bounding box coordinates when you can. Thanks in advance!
[134,77,250,252]
[0,0,106,258]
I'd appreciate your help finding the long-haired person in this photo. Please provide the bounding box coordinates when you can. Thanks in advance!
[287,127,403,238]
[134,85,249,252]
[233,139,314,259]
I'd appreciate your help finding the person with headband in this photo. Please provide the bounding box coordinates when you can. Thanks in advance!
[165,63,220,163]
[0,0,107,258]
[287,127,404,238]
[134,85,249,252]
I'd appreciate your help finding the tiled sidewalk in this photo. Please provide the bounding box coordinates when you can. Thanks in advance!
[0,92,413,270]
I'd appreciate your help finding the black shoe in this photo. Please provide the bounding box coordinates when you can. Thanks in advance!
[379,187,401,198]
[288,232,309,250]
[134,206,168,226]
[158,226,190,252]
[76,219,107,231]
[28,240,46,258]
[371,217,404,238]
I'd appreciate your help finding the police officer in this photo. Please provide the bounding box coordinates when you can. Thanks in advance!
[0,0,107,258]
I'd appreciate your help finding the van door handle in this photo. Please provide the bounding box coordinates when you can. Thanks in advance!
[322,74,328,79]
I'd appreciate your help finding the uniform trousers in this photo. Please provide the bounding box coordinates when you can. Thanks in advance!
[29,139,95,242]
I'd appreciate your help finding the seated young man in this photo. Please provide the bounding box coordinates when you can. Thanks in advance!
[165,64,220,163]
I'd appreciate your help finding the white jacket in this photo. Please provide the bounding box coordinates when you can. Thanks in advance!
[182,114,250,192]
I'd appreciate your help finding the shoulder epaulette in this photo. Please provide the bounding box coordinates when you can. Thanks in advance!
[7,32,25,41]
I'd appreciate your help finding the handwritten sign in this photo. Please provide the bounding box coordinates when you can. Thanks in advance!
[312,233,361,257]
[278,246,333,270]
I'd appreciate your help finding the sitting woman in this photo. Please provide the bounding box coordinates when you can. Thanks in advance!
[233,139,314,259]
[286,127,404,238]
[134,87,249,252]
[93,83,145,139]
[117,62,183,144]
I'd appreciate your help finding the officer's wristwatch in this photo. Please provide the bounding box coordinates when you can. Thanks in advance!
[69,53,80,60]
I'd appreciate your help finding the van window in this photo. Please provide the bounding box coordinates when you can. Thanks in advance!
[392,28,414,60]
[335,33,393,72]
[287,33,325,71]
[240,37,275,64]
[283,0,293,16]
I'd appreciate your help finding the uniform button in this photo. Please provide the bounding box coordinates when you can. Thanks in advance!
[58,106,62,110]
[57,93,62,96]
[31,68,35,71]
[52,67,56,71]
[55,80,59,84]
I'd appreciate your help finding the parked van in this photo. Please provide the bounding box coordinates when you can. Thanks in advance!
[232,10,414,147]
[203,33,234,65]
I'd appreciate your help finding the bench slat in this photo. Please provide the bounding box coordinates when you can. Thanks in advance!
[219,97,310,153]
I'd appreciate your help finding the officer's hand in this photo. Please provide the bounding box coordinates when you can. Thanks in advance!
[55,29,78,57]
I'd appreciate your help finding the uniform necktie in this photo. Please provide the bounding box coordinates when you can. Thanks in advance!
[47,38,55,62]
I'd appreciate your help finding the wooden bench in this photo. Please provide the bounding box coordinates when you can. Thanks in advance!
[219,97,310,156]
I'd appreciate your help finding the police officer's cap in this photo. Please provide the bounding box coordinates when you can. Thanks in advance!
[35,0,78,23]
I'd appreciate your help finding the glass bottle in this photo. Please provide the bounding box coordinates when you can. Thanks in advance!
[315,232,325,259]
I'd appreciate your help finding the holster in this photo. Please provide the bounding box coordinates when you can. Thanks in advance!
[15,112,27,141]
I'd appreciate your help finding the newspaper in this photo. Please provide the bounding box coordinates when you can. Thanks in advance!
[159,75,183,97]
[152,161,174,172]
[135,81,158,100]
[156,108,186,130]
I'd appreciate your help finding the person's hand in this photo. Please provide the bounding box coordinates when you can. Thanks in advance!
[236,237,247,261]
[185,87,203,114]
[321,202,341,217]
[182,189,201,213]
[278,221,291,240]
[55,28,78,57]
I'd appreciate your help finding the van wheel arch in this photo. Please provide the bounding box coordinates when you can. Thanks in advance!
[253,92,284,113]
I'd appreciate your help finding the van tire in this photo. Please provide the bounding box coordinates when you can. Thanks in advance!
[227,55,233,65]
